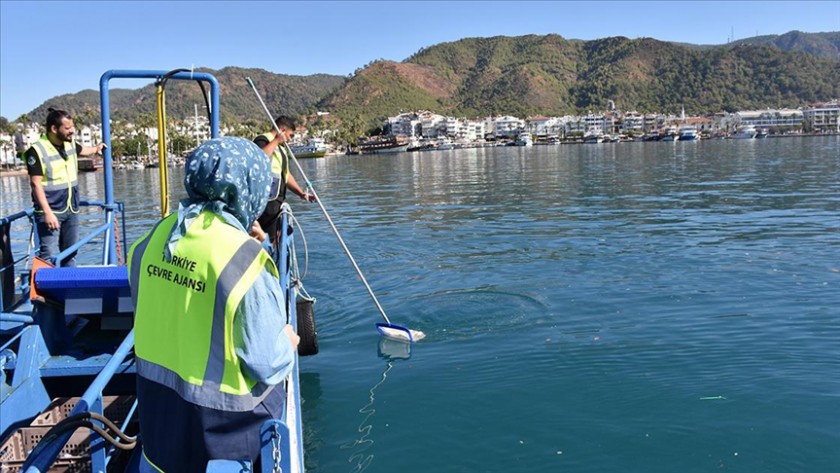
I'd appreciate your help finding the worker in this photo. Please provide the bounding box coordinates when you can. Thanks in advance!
[254,115,316,243]
[128,136,300,471]
[25,108,106,266]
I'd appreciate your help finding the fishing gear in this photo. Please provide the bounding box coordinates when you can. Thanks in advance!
[245,77,425,343]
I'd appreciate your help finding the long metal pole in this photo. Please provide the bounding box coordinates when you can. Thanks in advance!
[246,77,392,325]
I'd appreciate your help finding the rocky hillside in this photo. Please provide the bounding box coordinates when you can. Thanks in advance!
[320,34,839,129]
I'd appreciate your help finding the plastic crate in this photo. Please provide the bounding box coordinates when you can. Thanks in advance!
[0,396,135,473]
[31,396,134,427]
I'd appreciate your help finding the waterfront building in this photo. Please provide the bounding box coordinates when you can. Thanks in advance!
[386,112,422,137]
[620,112,645,136]
[465,119,485,142]
[736,109,805,131]
[686,117,713,134]
[580,112,608,135]
[802,101,840,133]
[418,111,446,138]
[526,116,565,138]
[643,114,665,132]
[484,115,525,139]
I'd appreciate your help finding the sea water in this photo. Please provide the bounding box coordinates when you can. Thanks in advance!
[2,136,838,472]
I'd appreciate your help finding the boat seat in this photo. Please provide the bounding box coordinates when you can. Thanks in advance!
[34,266,132,323]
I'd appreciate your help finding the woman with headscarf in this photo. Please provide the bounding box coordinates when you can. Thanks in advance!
[128,136,300,472]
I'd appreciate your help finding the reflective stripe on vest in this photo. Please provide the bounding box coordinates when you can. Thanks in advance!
[31,137,78,213]
[128,212,279,412]
[258,132,288,201]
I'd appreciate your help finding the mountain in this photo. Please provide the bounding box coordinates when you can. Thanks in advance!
[729,31,840,61]
[11,32,839,133]
[23,67,345,126]
[319,33,839,128]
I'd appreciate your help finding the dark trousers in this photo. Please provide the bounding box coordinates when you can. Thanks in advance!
[257,199,285,243]
[137,377,285,473]
[35,210,79,267]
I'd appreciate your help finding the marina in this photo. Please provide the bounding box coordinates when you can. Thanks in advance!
[3,135,838,471]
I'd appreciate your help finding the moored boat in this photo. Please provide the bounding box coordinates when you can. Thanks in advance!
[660,126,679,142]
[678,125,700,141]
[290,137,328,158]
[583,128,605,144]
[435,136,455,150]
[514,132,534,147]
[77,157,102,172]
[731,125,758,139]
[358,136,410,154]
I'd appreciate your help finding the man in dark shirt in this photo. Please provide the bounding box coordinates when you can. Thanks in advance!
[25,108,105,266]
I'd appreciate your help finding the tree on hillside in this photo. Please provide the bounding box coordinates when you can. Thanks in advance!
[0,117,15,135]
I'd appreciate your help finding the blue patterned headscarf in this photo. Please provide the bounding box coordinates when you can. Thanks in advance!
[165,136,271,260]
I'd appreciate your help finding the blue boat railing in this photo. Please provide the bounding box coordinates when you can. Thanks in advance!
[21,331,137,473]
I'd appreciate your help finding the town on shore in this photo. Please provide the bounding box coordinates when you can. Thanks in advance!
[1,99,839,171]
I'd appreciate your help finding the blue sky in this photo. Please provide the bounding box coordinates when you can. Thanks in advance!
[1,0,838,120]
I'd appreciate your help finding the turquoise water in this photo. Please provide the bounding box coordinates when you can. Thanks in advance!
[2,137,838,472]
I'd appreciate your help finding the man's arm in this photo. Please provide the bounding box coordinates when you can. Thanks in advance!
[78,143,106,157]
[285,174,312,201]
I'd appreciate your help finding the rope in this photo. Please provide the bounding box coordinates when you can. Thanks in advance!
[113,213,123,265]
[281,206,315,303]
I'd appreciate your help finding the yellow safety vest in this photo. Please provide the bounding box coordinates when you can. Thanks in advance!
[128,211,279,411]
[30,136,79,213]
[257,132,290,201]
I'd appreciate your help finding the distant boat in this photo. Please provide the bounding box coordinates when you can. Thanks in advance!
[755,128,769,139]
[731,125,757,139]
[406,137,423,152]
[643,130,660,141]
[435,136,455,150]
[289,137,328,158]
[583,128,605,144]
[358,136,410,154]
[660,126,679,142]
[678,125,700,141]
[77,157,101,172]
[514,132,534,147]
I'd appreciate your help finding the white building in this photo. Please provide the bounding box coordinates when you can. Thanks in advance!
[484,115,524,139]
[580,113,608,134]
[802,101,840,132]
[736,109,804,129]
[620,112,645,135]
[385,112,421,137]
[526,116,566,137]
[416,111,446,138]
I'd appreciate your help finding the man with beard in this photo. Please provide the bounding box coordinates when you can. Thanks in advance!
[24,108,105,266]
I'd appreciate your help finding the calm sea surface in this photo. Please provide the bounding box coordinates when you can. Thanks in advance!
[2,137,839,472]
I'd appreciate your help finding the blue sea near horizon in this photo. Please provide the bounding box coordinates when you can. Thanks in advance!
[2,136,838,472]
